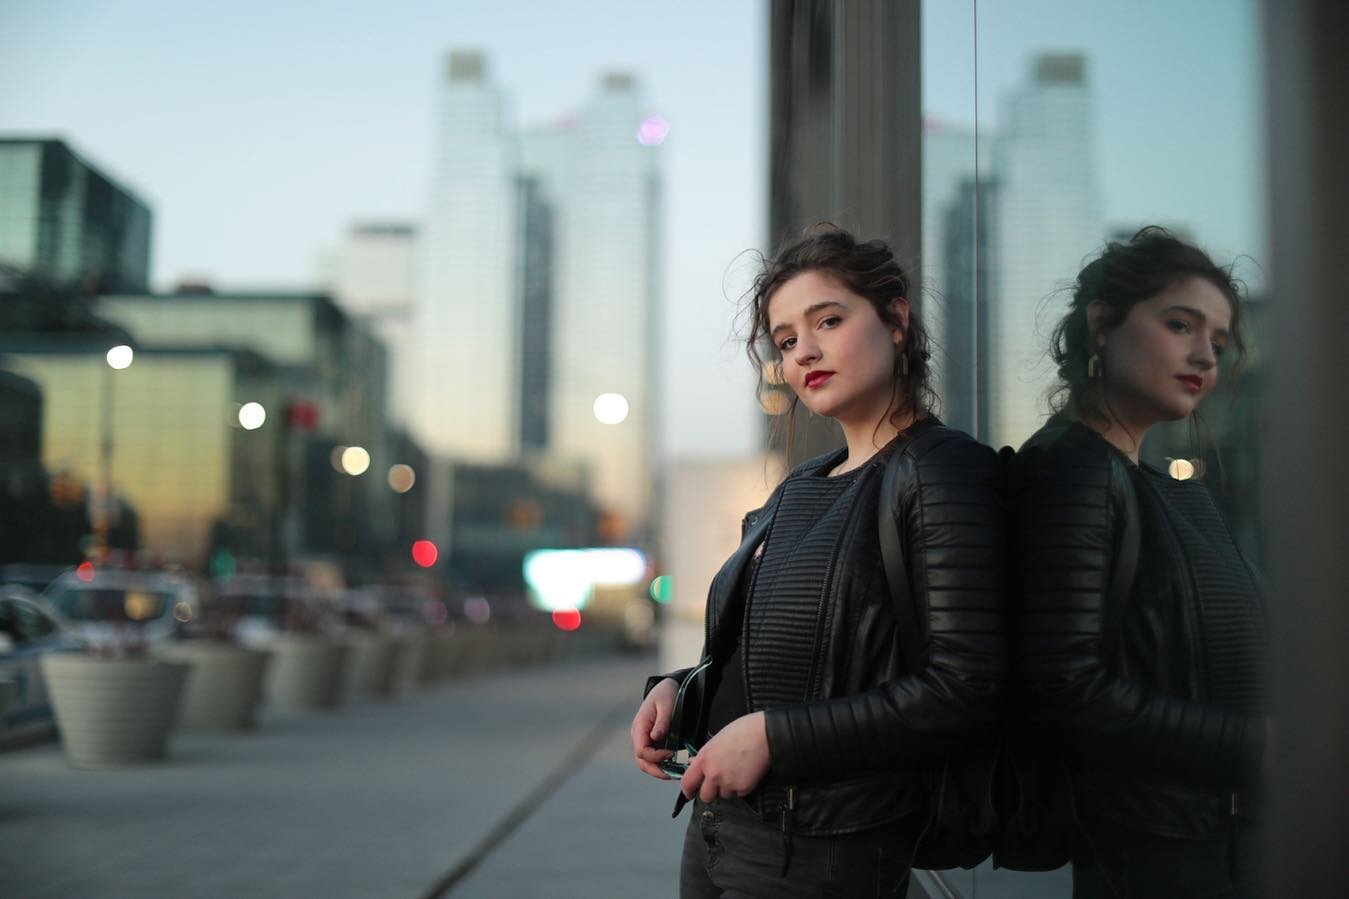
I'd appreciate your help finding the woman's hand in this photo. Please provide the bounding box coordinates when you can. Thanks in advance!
[680,711,771,802]
[631,677,678,779]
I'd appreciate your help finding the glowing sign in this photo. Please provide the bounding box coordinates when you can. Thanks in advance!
[522,548,648,612]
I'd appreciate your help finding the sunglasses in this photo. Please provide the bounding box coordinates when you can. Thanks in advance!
[658,656,712,779]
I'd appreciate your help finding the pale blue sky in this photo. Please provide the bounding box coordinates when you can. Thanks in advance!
[0,0,1264,457]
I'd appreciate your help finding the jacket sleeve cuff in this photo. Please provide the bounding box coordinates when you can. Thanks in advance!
[763,706,808,782]
[644,668,691,699]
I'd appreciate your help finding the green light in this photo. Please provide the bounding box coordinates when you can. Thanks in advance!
[649,574,672,604]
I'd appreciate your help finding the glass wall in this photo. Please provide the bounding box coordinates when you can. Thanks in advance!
[922,1,1265,895]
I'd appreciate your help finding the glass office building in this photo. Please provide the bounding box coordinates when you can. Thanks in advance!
[0,138,151,294]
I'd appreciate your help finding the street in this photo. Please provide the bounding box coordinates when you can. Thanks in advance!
[0,653,681,898]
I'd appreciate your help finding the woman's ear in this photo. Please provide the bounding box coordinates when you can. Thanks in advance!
[1085,300,1111,349]
[889,297,910,344]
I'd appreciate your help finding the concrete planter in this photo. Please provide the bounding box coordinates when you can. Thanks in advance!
[393,631,429,690]
[157,643,271,730]
[263,635,349,710]
[41,653,189,768]
[423,629,459,682]
[342,632,400,697]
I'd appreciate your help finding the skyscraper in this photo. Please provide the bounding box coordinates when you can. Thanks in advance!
[412,52,517,459]
[521,74,662,535]
[988,53,1101,449]
[0,138,152,294]
[922,121,996,438]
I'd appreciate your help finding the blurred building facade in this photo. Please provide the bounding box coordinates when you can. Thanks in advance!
[413,51,518,460]
[0,138,151,295]
[322,222,418,428]
[89,291,407,572]
[1,342,278,566]
[765,0,922,465]
[519,73,662,536]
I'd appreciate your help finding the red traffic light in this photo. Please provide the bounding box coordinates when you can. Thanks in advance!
[285,400,320,431]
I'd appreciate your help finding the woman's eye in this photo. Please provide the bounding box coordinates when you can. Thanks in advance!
[1166,319,1190,334]
[819,315,841,329]
[1212,342,1226,357]
[778,336,796,351]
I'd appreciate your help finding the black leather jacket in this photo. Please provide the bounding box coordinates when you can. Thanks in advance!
[1013,419,1267,840]
[649,419,1005,835]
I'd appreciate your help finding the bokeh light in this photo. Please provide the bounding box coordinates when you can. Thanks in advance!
[463,596,491,624]
[387,463,416,493]
[552,608,582,631]
[759,389,793,415]
[593,392,629,424]
[330,446,348,472]
[411,539,439,568]
[105,344,134,369]
[635,114,670,146]
[76,561,96,582]
[341,446,371,476]
[649,574,672,604]
[1168,458,1197,480]
[238,402,266,430]
[173,601,194,623]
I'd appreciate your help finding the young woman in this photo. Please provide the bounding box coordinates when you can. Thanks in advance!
[1014,227,1268,898]
[629,227,1005,897]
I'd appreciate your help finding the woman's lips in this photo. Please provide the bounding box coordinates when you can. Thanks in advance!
[1176,374,1203,393]
[805,371,834,389]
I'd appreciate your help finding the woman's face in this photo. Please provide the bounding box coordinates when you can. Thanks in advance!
[1093,275,1232,428]
[766,270,904,424]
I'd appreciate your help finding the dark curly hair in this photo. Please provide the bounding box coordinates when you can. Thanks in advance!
[744,224,934,452]
[1050,225,1248,428]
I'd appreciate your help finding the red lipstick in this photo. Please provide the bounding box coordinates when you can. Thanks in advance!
[804,370,834,389]
[1176,375,1202,393]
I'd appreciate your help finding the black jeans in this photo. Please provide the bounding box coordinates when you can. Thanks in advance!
[680,797,916,898]
[1072,815,1262,899]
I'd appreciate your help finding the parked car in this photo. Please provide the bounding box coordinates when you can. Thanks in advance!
[213,574,330,646]
[42,568,200,651]
[0,585,81,741]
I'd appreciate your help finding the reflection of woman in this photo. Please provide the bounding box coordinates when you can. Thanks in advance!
[1015,228,1268,898]
[629,227,1004,897]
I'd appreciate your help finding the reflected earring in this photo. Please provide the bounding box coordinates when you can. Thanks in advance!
[1087,352,1102,379]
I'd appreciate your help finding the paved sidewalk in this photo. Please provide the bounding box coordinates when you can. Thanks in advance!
[0,653,681,898]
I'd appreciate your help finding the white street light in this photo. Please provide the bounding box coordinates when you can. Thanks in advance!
[593,393,630,425]
[341,445,371,476]
[238,402,267,430]
[106,345,134,370]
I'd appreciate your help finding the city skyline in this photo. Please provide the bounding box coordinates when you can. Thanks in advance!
[1,0,1262,459]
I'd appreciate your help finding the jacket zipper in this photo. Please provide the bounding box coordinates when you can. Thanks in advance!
[778,785,796,875]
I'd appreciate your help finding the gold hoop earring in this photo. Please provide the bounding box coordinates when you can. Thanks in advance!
[1087,353,1102,379]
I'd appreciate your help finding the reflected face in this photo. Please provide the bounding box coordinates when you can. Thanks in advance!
[1096,276,1232,426]
[766,271,903,424]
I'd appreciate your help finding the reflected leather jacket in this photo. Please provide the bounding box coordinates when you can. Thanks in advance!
[1013,419,1267,840]
[649,418,1006,835]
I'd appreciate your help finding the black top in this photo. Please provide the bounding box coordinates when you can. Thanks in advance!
[1132,464,1267,716]
[705,462,866,737]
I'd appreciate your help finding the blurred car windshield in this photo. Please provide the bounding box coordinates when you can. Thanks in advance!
[48,588,171,623]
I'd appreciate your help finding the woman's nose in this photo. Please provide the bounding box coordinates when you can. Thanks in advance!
[792,336,820,366]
